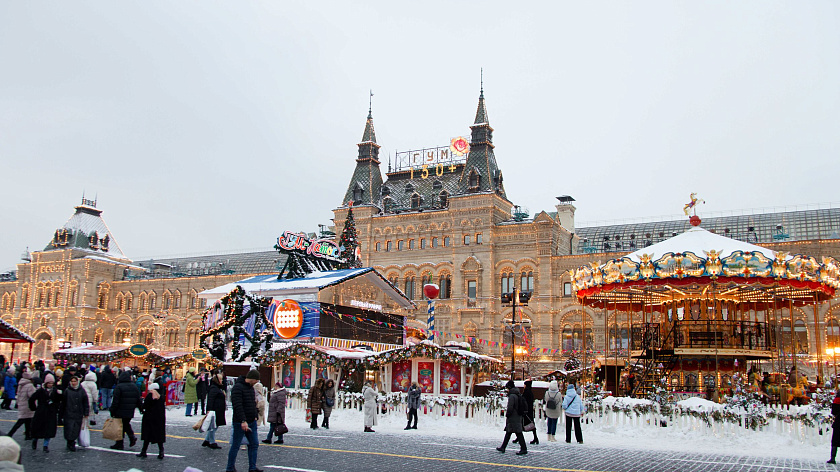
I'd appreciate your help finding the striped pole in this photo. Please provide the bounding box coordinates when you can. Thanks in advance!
[427,300,435,341]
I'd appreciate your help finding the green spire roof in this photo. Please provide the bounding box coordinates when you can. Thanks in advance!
[361,110,377,143]
[474,87,489,125]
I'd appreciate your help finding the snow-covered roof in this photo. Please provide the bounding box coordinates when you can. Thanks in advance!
[53,345,127,355]
[0,318,33,343]
[270,344,375,360]
[199,268,415,309]
[46,203,129,260]
[626,226,777,262]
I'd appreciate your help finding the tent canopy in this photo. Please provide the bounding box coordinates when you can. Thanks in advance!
[0,319,34,344]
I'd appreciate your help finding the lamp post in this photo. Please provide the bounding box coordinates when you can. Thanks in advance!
[826,347,840,388]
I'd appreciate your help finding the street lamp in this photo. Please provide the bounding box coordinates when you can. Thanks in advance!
[826,347,840,388]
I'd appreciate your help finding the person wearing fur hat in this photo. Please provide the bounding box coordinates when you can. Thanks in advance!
[262,381,286,444]
[308,378,324,430]
[61,375,89,451]
[137,383,166,459]
[7,371,36,440]
[184,366,199,417]
[497,380,527,455]
[29,373,59,452]
[0,436,23,471]
[81,372,99,426]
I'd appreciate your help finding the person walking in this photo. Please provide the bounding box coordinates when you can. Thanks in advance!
[137,383,166,460]
[829,390,840,464]
[322,379,335,429]
[497,380,527,455]
[308,378,324,430]
[29,373,59,452]
[226,370,262,472]
[543,380,562,442]
[562,382,584,444]
[362,381,377,433]
[254,381,266,427]
[521,380,539,445]
[62,375,89,452]
[263,382,286,444]
[196,370,209,416]
[99,365,117,411]
[405,382,420,430]
[202,370,226,450]
[184,367,198,417]
[81,372,99,426]
[7,371,36,440]
[109,369,140,450]
[2,367,16,410]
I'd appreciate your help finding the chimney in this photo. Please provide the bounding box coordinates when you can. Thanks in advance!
[555,196,576,233]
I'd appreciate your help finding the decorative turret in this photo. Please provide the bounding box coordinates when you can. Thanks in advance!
[459,82,506,198]
[342,105,384,208]
[44,197,129,260]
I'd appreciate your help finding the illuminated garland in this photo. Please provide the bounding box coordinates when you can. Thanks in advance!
[199,286,274,363]
[364,343,502,370]
[263,343,362,370]
[53,348,130,364]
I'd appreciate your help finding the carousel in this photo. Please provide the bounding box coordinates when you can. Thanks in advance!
[571,204,840,401]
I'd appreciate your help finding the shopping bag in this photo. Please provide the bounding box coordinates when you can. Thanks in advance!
[305,408,311,422]
[102,417,123,441]
[192,413,208,431]
[78,424,91,448]
[200,411,215,433]
[277,423,289,435]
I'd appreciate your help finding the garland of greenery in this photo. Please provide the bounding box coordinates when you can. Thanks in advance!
[199,286,274,363]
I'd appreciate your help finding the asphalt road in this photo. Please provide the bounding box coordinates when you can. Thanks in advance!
[0,408,835,472]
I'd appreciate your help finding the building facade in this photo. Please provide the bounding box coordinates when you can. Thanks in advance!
[1,89,839,378]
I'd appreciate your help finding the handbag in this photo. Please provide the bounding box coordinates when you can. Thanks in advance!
[325,397,335,407]
[277,423,289,435]
[78,424,91,448]
[193,413,208,431]
[522,415,536,432]
[102,417,124,441]
[305,408,311,422]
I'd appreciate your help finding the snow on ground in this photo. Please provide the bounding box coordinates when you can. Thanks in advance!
[159,404,829,462]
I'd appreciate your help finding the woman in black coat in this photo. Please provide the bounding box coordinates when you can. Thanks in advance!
[202,370,227,449]
[30,373,60,452]
[137,383,166,459]
[520,380,539,445]
[830,390,840,464]
[62,375,90,452]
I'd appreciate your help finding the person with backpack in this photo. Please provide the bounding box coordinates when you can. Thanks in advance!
[562,381,584,444]
[543,380,562,442]
[496,380,527,455]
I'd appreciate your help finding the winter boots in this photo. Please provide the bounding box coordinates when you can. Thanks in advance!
[364,427,375,432]
[547,434,557,442]
[321,418,329,429]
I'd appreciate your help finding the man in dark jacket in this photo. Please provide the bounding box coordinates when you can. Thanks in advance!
[226,370,262,472]
[98,365,118,410]
[497,380,527,455]
[109,370,140,450]
[196,369,209,415]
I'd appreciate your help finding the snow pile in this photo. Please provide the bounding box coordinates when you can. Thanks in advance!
[676,396,723,412]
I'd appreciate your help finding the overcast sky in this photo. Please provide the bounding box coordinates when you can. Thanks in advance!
[1,2,838,272]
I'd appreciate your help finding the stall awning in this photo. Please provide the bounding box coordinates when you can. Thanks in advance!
[53,345,128,362]
[0,319,34,344]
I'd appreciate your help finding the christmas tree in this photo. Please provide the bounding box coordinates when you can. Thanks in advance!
[338,202,362,268]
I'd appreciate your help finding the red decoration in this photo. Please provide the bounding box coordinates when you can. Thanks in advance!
[689,215,701,226]
[423,283,440,299]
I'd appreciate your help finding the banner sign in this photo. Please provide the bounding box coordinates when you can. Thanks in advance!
[276,231,345,263]
[266,299,320,339]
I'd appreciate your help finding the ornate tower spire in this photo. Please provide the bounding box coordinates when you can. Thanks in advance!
[342,102,384,208]
[459,78,506,198]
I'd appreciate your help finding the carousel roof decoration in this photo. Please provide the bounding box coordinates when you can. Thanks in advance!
[572,197,840,311]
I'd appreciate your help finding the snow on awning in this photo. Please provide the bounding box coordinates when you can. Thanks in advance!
[264,343,375,368]
[53,345,129,362]
[0,319,34,343]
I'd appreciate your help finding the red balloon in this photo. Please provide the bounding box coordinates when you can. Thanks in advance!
[423,284,440,299]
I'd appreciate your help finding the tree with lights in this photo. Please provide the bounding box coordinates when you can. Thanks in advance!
[338,202,362,268]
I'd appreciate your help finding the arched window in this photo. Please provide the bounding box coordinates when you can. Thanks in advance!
[388,275,398,287]
[404,276,416,300]
[137,324,155,346]
[375,242,381,252]
[139,292,148,311]
[97,282,109,310]
[116,293,125,313]
[165,324,180,348]
[439,191,448,208]
[94,329,103,345]
[125,293,132,311]
[148,292,157,310]
[67,281,78,307]
[562,325,574,352]
[420,272,432,298]
[500,271,514,295]
[21,285,29,308]
[468,171,480,190]
[439,274,451,299]
[520,271,534,293]
[410,194,421,210]
[173,290,181,309]
[386,241,393,252]
[352,183,364,202]
[162,291,171,310]
[186,328,201,349]
[114,324,131,344]
[383,197,395,213]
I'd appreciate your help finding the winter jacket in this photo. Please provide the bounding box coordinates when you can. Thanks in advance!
[196,374,209,399]
[522,380,536,419]
[267,387,287,424]
[110,371,141,419]
[184,371,198,404]
[206,379,227,427]
[140,391,167,444]
[543,381,562,420]
[99,367,117,389]
[230,376,258,424]
[562,384,583,417]
[3,371,17,400]
[362,384,377,428]
[504,387,524,433]
[307,384,323,415]
[81,372,99,411]
[407,385,421,410]
[0,461,24,471]
[832,397,840,447]
[62,384,89,441]
[15,373,36,419]
[322,384,336,418]
[29,386,59,439]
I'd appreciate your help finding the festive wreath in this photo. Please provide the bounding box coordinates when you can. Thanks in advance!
[199,286,274,362]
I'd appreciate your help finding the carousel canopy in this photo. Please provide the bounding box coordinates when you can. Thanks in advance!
[572,223,840,310]
[0,319,33,344]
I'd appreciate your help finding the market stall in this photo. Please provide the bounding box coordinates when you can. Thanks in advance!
[53,345,129,365]
[0,318,34,362]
